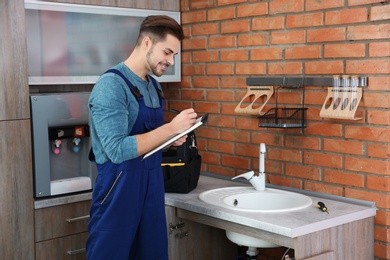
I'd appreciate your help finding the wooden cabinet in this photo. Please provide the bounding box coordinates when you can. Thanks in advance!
[165,206,238,260]
[35,200,91,260]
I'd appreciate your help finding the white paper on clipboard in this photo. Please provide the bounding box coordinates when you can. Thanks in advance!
[143,113,208,160]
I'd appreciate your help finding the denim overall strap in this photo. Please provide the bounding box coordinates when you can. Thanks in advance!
[87,69,168,260]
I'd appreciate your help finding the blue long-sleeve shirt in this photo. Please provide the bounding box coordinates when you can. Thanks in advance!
[88,62,162,164]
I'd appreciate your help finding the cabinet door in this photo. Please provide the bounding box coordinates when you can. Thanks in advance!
[35,232,88,260]
[165,206,237,260]
[35,200,91,242]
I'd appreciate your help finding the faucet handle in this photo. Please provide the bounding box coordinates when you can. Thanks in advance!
[232,171,255,181]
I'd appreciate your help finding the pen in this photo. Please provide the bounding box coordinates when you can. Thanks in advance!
[169,109,180,114]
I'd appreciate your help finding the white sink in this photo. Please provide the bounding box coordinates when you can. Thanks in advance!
[199,186,313,249]
[199,186,312,213]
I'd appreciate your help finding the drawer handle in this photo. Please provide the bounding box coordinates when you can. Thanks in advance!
[66,215,90,223]
[67,248,86,255]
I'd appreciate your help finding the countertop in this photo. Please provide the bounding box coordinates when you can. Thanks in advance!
[35,173,376,239]
[164,174,376,238]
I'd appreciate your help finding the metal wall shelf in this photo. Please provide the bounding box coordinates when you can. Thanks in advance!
[246,76,368,88]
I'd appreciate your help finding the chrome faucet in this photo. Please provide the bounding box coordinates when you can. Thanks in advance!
[232,143,266,191]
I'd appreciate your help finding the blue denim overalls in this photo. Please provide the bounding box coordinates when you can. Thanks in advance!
[86,69,168,260]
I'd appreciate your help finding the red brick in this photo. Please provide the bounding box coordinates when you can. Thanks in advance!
[285,136,321,150]
[348,0,385,6]
[200,151,220,165]
[187,0,216,9]
[324,169,365,187]
[376,210,390,226]
[305,61,344,74]
[220,49,248,61]
[305,122,343,136]
[367,110,390,125]
[304,151,343,168]
[285,45,322,60]
[324,138,364,155]
[367,77,390,91]
[220,76,246,89]
[367,143,390,159]
[192,22,219,36]
[252,17,285,31]
[208,35,236,48]
[374,243,390,260]
[324,43,366,58]
[269,0,304,14]
[268,175,304,189]
[236,62,267,75]
[182,64,205,75]
[208,115,236,128]
[252,133,284,146]
[369,42,390,57]
[182,38,206,50]
[193,101,219,113]
[347,24,390,40]
[346,125,390,142]
[221,129,251,143]
[325,8,368,25]
[304,181,344,196]
[221,154,250,169]
[345,188,390,208]
[207,90,235,101]
[207,6,235,21]
[345,156,390,175]
[268,62,303,75]
[193,50,219,62]
[217,0,246,6]
[208,139,235,154]
[286,13,323,28]
[306,0,344,10]
[286,164,321,180]
[207,63,235,75]
[221,19,250,34]
[307,28,346,42]
[251,48,282,60]
[360,92,390,109]
[268,148,303,163]
[238,33,269,47]
[368,175,390,192]
[193,76,219,88]
[370,4,390,21]
[347,59,390,74]
[271,30,306,44]
[181,89,205,100]
[375,226,390,243]
[208,165,236,177]
[236,143,259,158]
[236,116,263,131]
[181,10,207,24]
[237,2,268,17]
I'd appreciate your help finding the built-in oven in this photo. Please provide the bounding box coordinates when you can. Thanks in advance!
[30,92,97,198]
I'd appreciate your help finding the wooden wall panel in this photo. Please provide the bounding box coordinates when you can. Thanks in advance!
[0,120,34,260]
[0,0,30,121]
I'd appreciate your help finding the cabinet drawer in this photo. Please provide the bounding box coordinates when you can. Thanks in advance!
[35,232,88,260]
[35,200,91,242]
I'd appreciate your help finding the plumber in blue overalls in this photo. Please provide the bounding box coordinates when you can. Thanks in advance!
[86,15,197,259]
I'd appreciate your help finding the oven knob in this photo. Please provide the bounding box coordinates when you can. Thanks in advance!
[73,138,81,146]
[72,138,81,152]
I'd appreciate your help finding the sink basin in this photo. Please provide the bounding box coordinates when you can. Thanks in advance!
[199,186,313,249]
[199,187,312,213]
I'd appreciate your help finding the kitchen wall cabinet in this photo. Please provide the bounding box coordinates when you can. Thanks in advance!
[0,0,34,259]
[165,205,238,259]
[34,0,179,11]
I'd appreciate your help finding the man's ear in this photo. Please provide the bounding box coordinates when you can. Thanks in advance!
[142,36,152,49]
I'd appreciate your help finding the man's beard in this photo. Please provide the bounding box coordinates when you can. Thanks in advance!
[146,48,168,77]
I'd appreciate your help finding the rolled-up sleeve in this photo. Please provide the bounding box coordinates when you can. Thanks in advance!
[89,75,139,164]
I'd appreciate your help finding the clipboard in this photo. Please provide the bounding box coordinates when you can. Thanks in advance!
[143,113,208,160]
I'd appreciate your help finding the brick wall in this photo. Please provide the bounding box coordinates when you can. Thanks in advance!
[165,0,390,258]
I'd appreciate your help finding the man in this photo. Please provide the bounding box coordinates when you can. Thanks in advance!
[86,15,197,259]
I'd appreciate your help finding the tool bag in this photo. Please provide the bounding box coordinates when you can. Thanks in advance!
[162,131,201,193]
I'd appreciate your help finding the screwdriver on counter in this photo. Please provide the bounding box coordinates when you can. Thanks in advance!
[317,201,329,214]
